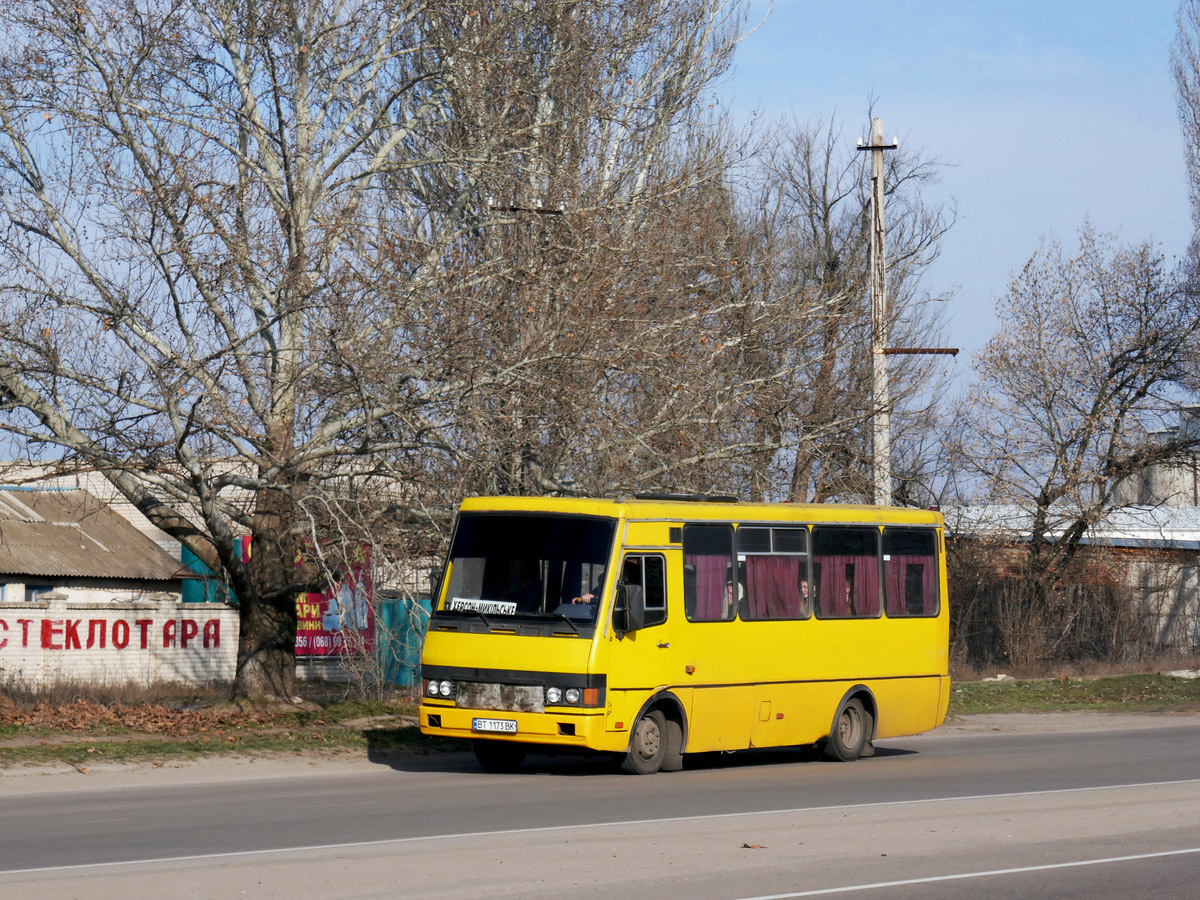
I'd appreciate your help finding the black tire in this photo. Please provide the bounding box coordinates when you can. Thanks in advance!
[473,739,527,773]
[823,697,870,762]
[661,715,685,772]
[621,709,667,774]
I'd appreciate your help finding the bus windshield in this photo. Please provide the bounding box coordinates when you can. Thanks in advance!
[440,514,616,626]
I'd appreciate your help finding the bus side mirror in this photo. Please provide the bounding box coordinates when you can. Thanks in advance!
[614,583,646,634]
[428,567,444,599]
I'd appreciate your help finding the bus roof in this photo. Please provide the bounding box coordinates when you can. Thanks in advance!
[458,495,944,527]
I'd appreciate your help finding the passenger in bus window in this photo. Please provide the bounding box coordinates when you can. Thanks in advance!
[723,579,743,619]
[844,566,856,616]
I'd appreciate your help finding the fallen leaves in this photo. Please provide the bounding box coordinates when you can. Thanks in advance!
[0,696,272,736]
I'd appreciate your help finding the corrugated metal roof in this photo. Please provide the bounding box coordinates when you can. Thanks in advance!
[0,489,187,581]
[946,504,1200,550]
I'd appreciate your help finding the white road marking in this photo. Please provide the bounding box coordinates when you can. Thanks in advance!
[735,846,1200,898]
[2,777,1198,877]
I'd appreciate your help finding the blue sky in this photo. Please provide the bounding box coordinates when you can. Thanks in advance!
[726,0,1191,381]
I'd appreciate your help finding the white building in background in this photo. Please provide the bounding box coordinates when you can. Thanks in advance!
[1114,407,1200,508]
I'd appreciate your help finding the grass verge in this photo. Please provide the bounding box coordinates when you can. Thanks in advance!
[949,673,1200,715]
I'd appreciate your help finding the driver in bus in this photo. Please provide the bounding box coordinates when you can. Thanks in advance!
[578,557,639,610]
[570,571,607,609]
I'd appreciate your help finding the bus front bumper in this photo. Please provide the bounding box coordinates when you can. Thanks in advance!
[419,703,608,749]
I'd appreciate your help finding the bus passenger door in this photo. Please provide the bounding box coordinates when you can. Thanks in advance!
[604,552,678,735]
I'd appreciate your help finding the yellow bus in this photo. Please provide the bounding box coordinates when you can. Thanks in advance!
[419,494,949,773]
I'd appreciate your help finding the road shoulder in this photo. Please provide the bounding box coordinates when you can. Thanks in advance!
[4,709,1200,795]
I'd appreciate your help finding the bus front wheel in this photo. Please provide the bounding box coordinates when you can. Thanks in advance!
[474,739,528,773]
[622,709,667,774]
[823,698,871,762]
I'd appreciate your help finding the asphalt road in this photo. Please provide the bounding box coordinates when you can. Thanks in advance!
[2,715,1199,898]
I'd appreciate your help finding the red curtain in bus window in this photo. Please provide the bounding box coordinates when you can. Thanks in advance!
[746,555,802,618]
[688,553,727,620]
[856,553,879,615]
[818,555,849,616]
[818,554,879,616]
[884,556,938,615]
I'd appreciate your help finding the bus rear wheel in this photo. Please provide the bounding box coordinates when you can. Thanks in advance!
[823,698,870,762]
[622,709,667,774]
[474,739,527,773]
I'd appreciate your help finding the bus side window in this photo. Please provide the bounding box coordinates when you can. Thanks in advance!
[614,554,668,628]
[740,526,810,620]
[643,556,667,626]
[683,524,736,622]
[811,527,880,618]
[883,528,939,616]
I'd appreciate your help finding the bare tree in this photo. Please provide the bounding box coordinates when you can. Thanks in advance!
[1174,0,1200,261]
[726,115,954,503]
[0,0,747,697]
[393,108,956,509]
[396,108,958,512]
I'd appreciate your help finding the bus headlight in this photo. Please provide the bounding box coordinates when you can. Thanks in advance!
[546,686,562,705]
[565,688,581,705]
[438,680,454,698]
[425,679,440,697]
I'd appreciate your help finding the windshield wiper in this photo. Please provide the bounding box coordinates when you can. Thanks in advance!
[452,609,497,630]
[548,614,582,634]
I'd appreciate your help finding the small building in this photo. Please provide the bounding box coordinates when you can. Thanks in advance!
[947,503,1200,658]
[0,467,432,690]
[0,488,237,687]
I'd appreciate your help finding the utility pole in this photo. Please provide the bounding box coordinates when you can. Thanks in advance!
[858,118,897,506]
[855,122,959,507]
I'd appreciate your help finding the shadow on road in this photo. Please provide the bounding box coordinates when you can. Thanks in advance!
[362,726,916,776]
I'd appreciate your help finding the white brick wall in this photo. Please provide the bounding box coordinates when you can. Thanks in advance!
[0,598,238,687]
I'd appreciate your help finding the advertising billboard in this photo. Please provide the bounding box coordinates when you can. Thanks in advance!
[295,550,373,657]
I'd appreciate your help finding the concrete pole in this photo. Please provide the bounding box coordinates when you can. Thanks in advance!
[868,117,892,507]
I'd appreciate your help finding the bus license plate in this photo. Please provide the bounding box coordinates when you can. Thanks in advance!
[472,718,518,734]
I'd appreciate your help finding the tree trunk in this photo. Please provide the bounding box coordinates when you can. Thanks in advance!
[235,590,298,700]
[233,489,300,699]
